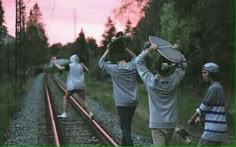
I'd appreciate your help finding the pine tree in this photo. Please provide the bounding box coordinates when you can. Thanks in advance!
[100,17,116,50]
[75,29,88,63]
[0,0,7,78]
[23,2,48,70]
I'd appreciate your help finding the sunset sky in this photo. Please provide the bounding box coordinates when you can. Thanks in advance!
[2,0,140,46]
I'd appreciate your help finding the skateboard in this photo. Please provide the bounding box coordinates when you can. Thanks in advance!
[80,63,89,72]
[108,32,131,63]
[148,36,183,63]
[173,123,202,144]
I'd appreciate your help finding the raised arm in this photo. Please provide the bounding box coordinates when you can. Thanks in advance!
[101,48,109,59]
[135,43,158,86]
[98,46,110,71]
[53,61,65,70]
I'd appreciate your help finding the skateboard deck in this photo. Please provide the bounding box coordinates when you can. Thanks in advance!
[176,124,201,138]
[173,124,202,144]
[149,36,183,63]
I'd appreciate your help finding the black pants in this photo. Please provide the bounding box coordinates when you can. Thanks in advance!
[117,105,137,146]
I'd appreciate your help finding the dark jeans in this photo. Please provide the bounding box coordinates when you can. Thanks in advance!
[117,105,137,146]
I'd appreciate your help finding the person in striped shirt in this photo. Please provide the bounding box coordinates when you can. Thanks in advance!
[188,62,228,146]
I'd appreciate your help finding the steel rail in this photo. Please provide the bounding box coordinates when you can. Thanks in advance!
[44,75,60,147]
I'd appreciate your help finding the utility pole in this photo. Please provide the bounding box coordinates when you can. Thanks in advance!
[15,0,25,95]
[73,8,77,41]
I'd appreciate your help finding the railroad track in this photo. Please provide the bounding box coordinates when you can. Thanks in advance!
[44,74,119,146]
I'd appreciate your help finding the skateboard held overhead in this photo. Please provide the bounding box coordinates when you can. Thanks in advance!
[149,36,184,63]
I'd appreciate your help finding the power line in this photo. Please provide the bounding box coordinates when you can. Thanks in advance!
[25,0,32,6]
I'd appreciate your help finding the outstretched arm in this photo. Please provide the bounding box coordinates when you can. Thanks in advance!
[53,61,65,70]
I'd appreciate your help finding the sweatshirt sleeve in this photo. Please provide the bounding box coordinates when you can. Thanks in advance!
[98,56,115,75]
[98,57,107,71]
[196,86,217,115]
[173,68,186,85]
[135,51,156,86]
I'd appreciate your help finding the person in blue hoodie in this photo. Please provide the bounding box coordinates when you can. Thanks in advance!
[135,43,187,145]
[188,62,228,146]
[98,31,138,146]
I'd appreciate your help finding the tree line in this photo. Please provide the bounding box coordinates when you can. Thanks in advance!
[0,0,234,94]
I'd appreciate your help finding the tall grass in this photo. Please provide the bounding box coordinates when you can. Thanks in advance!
[0,79,31,144]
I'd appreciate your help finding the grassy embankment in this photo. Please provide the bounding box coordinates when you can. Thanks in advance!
[0,79,31,144]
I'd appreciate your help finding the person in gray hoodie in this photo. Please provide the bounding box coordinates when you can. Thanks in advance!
[98,32,138,146]
[135,43,187,145]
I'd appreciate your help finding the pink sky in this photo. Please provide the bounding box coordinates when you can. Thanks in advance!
[2,0,139,46]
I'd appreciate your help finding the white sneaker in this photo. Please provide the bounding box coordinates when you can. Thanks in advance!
[57,112,67,118]
[89,112,94,120]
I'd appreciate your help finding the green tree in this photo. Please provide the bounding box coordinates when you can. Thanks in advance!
[23,3,48,72]
[100,16,116,51]
[160,1,200,52]
[74,29,88,63]
[48,43,63,57]
[193,0,234,89]
[0,0,7,78]
[86,37,98,60]
[0,0,6,43]
[129,0,165,54]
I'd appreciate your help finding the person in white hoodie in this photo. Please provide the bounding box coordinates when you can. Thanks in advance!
[53,54,93,119]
